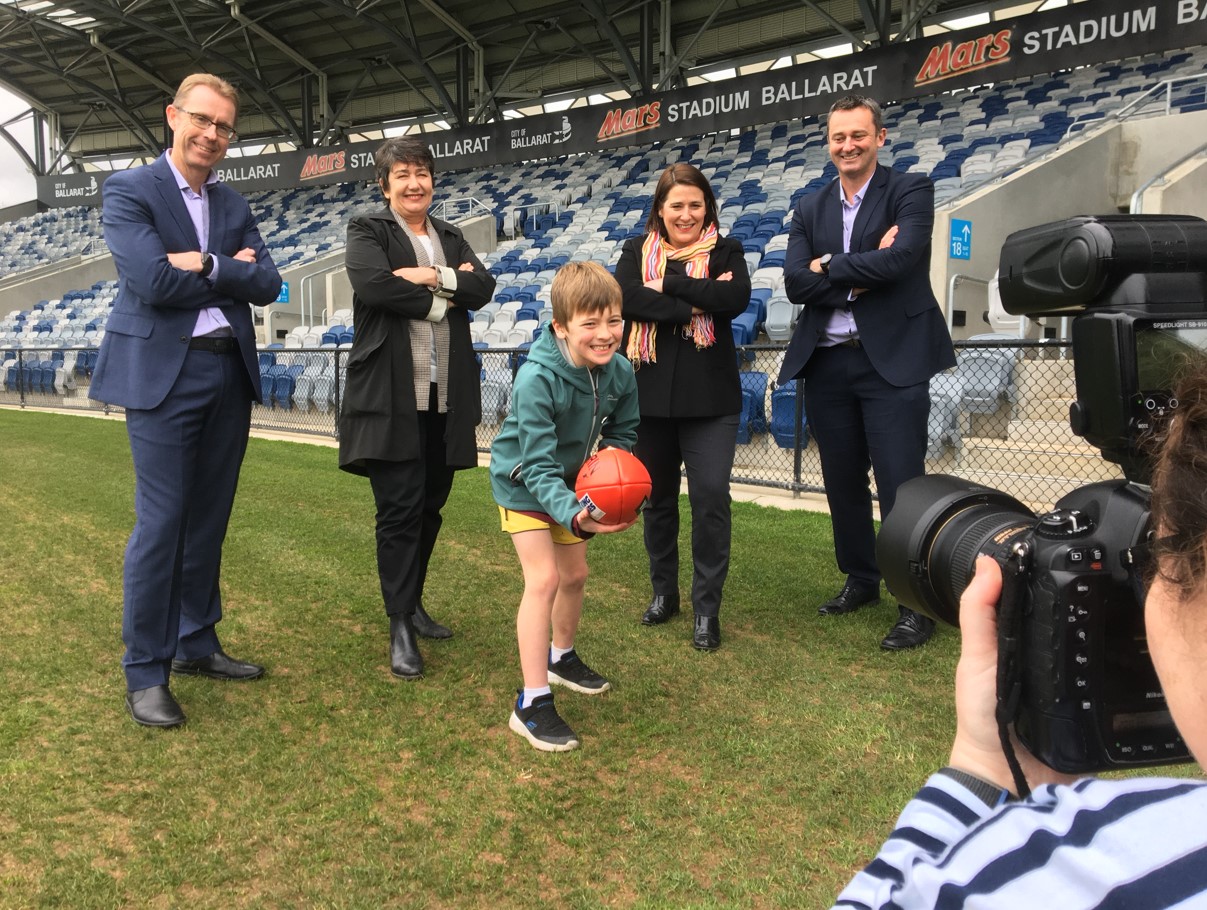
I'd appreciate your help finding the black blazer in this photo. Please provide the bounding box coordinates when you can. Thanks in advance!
[778,164,956,388]
[338,208,496,474]
[615,234,752,418]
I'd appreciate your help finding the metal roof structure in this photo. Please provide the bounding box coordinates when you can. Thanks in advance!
[0,0,1025,174]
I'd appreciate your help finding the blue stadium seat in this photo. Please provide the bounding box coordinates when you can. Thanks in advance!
[770,380,808,449]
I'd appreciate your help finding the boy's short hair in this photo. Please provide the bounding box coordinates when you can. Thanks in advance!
[550,261,622,326]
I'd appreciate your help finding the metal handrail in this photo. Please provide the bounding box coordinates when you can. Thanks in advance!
[431,196,494,223]
[945,273,990,334]
[1130,139,1207,214]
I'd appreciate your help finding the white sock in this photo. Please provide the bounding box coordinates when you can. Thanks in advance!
[550,644,574,664]
[520,686,551,709]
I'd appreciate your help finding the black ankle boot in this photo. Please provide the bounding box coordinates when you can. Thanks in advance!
[412,603,453,640]
[692,614,720,651]
[641,593,681,625]
[389,614,424,679]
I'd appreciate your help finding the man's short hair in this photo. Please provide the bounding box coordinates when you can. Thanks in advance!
[174,74,239,116]
[827,94,884,132]
[374,137,436,189]
[551,261,622,327]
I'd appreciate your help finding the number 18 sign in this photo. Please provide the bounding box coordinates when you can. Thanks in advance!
[950,219,972,260]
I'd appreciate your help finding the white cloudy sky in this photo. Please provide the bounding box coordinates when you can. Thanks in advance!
[0,86,37,207]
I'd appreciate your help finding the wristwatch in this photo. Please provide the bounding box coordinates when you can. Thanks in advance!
[199,252,215,278]
[819,253,833,275]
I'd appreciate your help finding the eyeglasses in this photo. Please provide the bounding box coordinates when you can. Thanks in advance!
[176,109,238,141]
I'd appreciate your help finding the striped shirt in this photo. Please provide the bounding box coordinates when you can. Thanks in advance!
[833,772,1207,909]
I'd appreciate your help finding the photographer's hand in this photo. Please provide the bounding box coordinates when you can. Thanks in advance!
[950,556,1079,795]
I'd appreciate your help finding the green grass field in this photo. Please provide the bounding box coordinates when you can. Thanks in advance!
[0,408,963,909]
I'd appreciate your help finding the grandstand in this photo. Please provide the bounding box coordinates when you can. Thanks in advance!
[3,4,1207,512]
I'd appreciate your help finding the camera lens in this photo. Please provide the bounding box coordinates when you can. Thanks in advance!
[877,475,1037,625]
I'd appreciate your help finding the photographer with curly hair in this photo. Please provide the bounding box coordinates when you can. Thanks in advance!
[832,361,1207,908]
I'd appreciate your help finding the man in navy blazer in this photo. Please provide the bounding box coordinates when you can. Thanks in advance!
[779,94,956,650]
[90,73,283,727]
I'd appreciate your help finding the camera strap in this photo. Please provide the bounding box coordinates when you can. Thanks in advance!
[995,544,1032,799]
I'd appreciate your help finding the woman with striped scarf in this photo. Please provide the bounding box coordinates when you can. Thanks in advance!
[615,163,752,650]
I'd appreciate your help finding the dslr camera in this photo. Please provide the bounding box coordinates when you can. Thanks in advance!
[879,215,1207,773]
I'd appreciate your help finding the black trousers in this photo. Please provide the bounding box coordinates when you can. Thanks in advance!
[364,408,456,618]
[634,413,739,618]
[803,344,930,589]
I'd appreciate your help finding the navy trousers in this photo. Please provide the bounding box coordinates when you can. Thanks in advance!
[121,347,252,691]
[634,413,739,618]
[803,343,930,589]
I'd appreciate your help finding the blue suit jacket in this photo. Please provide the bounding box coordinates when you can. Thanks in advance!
[90,154,282,409]
[778,164,955,388]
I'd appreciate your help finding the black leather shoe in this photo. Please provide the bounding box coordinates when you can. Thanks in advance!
[390,613,424,679]
[692,614,720,651]
[818,581,880,616]
[171,648,265,680]
[412,603,453,640]
[641,593,681,625]
[880,606,936,651]
[126,685,185,728]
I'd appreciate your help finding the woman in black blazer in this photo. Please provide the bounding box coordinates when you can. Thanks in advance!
[615,163,752,650]
[340,136,495,680]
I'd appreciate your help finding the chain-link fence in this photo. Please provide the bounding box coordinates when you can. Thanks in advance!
[3,339,1121,511]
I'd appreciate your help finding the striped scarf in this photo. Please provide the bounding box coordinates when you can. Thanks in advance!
[626,224,718,367]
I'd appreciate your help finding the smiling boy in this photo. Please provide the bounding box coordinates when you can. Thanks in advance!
[489,261,641,751]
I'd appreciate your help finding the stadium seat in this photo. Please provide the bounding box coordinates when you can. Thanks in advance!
[770,380,808,449]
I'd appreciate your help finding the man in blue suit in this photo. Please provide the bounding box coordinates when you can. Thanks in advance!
[90,73,283,727]
[779,94,956,650]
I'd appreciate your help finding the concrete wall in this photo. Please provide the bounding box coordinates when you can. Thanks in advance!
[1,200,42,224]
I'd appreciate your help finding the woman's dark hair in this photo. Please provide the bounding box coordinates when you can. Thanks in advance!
[644,163,720,240]
[374,137,436,188]
[1150,356,1207,599]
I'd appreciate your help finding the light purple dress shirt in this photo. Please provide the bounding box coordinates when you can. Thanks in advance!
[819,174,873,347]
[164,152,231,338]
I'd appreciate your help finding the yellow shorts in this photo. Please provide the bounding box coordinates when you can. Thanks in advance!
[498,507,582,545]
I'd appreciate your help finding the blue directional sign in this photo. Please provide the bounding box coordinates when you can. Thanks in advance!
[950,219,972,260]
[276,281,290,304]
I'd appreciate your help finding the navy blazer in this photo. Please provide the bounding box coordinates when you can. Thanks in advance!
[778,164,955,388]
[90,154,283,410]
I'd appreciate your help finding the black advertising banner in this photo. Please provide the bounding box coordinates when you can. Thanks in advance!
[38,0,1207,208]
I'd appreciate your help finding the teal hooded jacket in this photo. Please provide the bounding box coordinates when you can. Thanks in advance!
[489,326,639,532]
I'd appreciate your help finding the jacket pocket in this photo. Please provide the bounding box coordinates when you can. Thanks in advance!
[104,311,154,338]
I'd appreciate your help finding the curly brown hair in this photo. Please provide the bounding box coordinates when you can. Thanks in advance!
[1149,357,1207,599]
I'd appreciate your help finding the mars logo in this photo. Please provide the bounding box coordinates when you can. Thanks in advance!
[916,29,1011,86]
[299,150,346,180]
[597,102,661,142]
